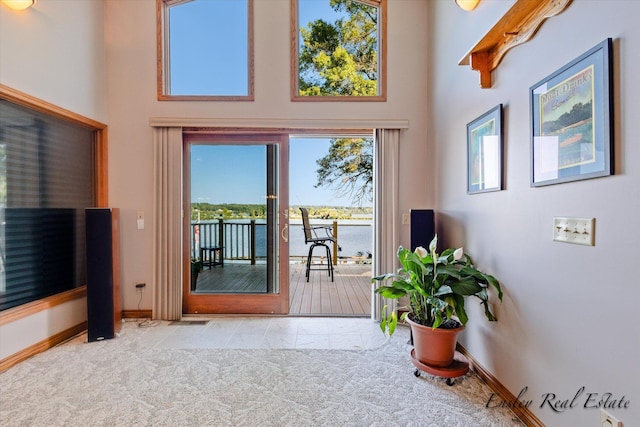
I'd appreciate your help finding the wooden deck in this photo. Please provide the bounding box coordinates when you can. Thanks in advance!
[193,262,372,316]
[289,262,372,316]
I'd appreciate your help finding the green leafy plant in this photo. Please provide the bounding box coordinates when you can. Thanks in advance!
[373,235,503,335]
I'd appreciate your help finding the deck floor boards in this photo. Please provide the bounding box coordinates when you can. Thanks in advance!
[193,262,372,316]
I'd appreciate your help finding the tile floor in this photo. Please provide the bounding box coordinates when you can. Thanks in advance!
[126,316,395,351]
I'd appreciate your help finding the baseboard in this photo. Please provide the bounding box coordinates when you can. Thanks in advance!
[457,344,545,427]
[122,309,152,319]
[0,321,87,373]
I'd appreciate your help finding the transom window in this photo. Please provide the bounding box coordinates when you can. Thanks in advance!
[157,0,254,100]
[292,0,386,101]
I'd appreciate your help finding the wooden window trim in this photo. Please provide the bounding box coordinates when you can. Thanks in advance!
[0,287,87,326]
[0,84,107,319]
[156,0,255,101]
[0,84,108,206]
[291,0,387,102]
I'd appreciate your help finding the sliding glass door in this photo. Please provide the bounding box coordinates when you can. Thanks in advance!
[183,134,289,314]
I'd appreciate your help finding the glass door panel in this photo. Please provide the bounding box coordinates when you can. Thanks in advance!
[183,134,289,314]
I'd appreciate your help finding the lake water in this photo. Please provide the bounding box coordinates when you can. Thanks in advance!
[288,220,372,257]
[194,219,372,258]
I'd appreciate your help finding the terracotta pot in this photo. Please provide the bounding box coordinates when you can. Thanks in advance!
[407,316,464,367]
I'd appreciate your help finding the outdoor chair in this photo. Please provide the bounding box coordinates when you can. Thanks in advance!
[299,207,335,282]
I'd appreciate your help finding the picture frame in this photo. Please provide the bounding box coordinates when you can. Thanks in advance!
[467,104,503,194]
[530,38,613,187]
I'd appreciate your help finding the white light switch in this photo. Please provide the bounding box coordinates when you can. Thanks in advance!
[553,217,595,246]
[402,213,410,225]
[137,211,144,230]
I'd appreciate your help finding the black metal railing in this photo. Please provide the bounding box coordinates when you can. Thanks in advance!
[191,220,372,265]
[191,219,265,264]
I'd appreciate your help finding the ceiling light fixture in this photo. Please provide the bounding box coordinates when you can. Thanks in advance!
[1,0,36,11]
[455,0,480,12]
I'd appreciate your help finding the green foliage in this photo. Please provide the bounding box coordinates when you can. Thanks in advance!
[372,235,503,335]
[298,2,376,205]
[298,0,378,97]
[191,203,267,221]
[191,203,371,221]
[542,100,592,133]
[379,305,397,336]
[315,137,373,206]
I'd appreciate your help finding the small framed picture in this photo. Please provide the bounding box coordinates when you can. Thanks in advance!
[530,38,613,186]
[467,104,503,194]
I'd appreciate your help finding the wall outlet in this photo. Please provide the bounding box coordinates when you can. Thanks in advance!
[600,409,622,427]
[402,213,410,225]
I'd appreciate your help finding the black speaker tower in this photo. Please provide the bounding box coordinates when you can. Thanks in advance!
[86,208,122,342]
[410,209,435,251]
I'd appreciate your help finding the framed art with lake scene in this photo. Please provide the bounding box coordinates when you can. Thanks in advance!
[530,38,613,187]
[467,104,503,194]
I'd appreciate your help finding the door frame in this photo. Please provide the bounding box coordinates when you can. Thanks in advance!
[182,132,289,315]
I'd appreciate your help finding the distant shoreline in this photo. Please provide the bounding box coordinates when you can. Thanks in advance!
[191,203,372,221]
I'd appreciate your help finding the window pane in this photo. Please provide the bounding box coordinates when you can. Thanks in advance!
[165,0,250,97]
[295,0,383,98]
[0,99,95,311]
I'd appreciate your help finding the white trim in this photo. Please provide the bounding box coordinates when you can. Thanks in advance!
[149,117,409,129]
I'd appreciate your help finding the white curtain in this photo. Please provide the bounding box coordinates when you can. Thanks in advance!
[372,128,400,322]
[152,127,183,320]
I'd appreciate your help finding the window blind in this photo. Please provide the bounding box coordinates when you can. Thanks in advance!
[0,99,95,311]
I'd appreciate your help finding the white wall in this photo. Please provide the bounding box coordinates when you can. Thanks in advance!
[0,0,106,121]
[0,1,106,360]
[104,0,432,312]
[431,1,640,426]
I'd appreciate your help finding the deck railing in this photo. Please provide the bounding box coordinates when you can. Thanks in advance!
[192,219,264,264]
[191,220,370,265]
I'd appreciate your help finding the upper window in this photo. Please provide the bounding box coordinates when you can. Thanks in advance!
[157,0,254,100]
[292,0,386,101]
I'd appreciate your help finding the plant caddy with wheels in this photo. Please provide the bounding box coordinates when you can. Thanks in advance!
[373,235,503,385]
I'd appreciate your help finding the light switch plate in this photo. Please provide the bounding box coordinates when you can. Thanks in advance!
[553,217,595,246]
[600,409,622,427]
[137,211,144,230]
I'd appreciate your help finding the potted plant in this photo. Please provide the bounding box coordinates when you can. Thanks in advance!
[190,258,203,291]
[373,235,503,367]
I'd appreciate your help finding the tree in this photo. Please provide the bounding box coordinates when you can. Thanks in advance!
[298,0,378,96]
[299,1,377,205]
[315,137,373,206]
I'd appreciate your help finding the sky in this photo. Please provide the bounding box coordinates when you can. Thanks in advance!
[191,138,358,207]
[169,0,343,96]
[169,0,249,95]
[173,1,361,207]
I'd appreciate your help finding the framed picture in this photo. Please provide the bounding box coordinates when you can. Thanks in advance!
[467,104,503,194]
[530,38,613,187]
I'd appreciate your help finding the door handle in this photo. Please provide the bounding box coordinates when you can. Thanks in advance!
[281,224,289,242]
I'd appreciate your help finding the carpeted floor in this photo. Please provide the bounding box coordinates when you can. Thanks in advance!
[0,321,523,426]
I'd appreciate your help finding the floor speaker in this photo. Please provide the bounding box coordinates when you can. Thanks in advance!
[410,209,435,251]
[86,208,122,342]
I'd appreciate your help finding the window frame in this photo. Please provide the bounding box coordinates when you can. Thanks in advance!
[156,0,255,101]
[0,84,107,317]
[290,0,387,102]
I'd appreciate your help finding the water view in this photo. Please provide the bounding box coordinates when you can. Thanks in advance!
[191,219,372,261]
